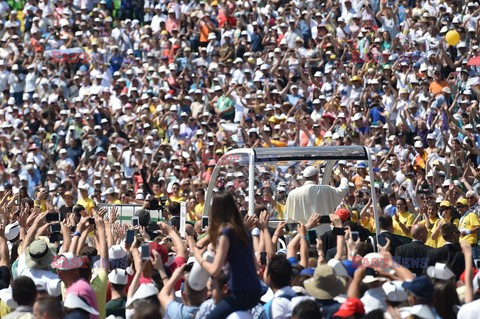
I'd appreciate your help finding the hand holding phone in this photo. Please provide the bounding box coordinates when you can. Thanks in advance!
[201,216,209,230]
[50,223,61,233]
[351,231,359,241]
[126,230,135,245]
[141,243,150,261]
[132,216,139,227]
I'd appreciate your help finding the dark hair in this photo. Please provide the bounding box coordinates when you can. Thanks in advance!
[208,192,249,247]
[12,276,37,306]
[73,204,85,215]
[440,223,458,242]
[361,309,385,319]
[379,215,393,230]
[433,280,460,319]
[184,281,207,306]
[292,300,322,319]
[137,209,151,227]
[34,295,63,319]
[111,283,127,292]
[132,303,161,319]
[267,255,292,289]
[167,202,180,217]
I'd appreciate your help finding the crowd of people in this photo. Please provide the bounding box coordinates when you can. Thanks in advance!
[1,0,480,318]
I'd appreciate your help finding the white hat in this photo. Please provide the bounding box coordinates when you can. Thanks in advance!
[64,293,99,315]
[427,133,436,140]
[126,283,159,307]
[108,268,129,285]
[327,259,349,277]
[51,252,83,270]
[303,166,318,178]
[188,251,214,291]
[5,222,19,241]
[426,263,455,280]
[108,245,127,260]
[101,187,115,196]
[352,113,363,121]
[414,141,424,148]
[382,281,407,302]
[78,184,89,191]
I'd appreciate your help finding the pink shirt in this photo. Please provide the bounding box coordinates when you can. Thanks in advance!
[67,278,99,319]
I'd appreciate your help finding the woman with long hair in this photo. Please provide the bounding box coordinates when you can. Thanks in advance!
[188,192,261,318]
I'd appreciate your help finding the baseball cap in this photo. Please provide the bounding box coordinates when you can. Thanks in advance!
[108,269,129,285]
[402,276,434,301]
[333,298,365,318]
[426,263,455,281]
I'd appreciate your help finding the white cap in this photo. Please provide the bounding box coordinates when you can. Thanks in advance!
[108,245,127,259]
[327,259,348,277]
[414,141,423,148]
[64,293,99,315]
[108,268,129,285]
[382,281,407,302]
[126,283,158,307]
[302,166,318,178]
[188,251,214,291]
[101,187,115,196]
[51,252,83,270]
[5,222,19,241]
[426,262,455,280]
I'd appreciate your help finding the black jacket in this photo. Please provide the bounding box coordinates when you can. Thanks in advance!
[426,243,465,280]
[394,240,433,277]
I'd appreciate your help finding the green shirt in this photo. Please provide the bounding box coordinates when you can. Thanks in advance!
[217,95,234,116]
[106,297,126,318]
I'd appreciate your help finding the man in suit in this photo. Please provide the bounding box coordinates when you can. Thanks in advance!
[395,224,433,276]
[426,223,465,280]
[378,215,405,255]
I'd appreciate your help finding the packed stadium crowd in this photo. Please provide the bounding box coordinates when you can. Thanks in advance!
[2,0,480,318]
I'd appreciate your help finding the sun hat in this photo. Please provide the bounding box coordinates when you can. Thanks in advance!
[26,239,54,269]
[304,264,346,299]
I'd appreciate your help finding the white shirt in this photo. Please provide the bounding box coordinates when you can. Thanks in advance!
[285,178,349,223]
[24,71,36,93]
[458,298,480,319]
[361,287,386,313]
[269,286,312,319]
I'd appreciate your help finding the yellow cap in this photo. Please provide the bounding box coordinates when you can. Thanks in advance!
[351,75,360,82]
[456,198,469,206]
[440,200,451,208]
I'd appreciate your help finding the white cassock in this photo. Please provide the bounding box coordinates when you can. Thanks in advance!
[285,178,349,223]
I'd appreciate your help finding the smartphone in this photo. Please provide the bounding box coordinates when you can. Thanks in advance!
[202,216,209,229]
[132,216,139,227]
[46,213,60,222]
[50,223,61,233]
[126,230,135,245]
[319,215,331,224]
[308,229,317,244]
[88,217,95,226]
[260,252,267,266]
[285,223,298,232]
[141,243,150,261]
[184,262,194,272]
[351,231,359,241]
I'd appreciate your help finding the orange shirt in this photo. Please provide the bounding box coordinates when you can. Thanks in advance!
[429,80,448,97]
[199,21,211,43]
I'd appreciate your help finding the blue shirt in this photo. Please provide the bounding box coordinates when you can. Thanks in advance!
[166,301,198,319]
[222,227,261,293]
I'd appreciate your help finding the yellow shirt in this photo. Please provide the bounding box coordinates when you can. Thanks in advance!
[111,199,122,205]
[432,218,460,248]
[459,213,480,245]
[0,300,10,317]
[91,269,108,319]
[361,216,374,233]
[393,211,415,238]
[169,195,185,204]
[77,197,96,214]
[190,202,204,221]
[275,202,285,220]
[419,217,439,248]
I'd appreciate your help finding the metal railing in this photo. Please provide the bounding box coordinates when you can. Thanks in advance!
[96,204,166,225]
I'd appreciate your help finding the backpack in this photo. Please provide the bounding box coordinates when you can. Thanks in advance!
[263,292,297,319]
